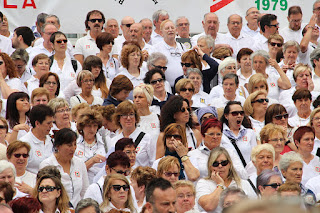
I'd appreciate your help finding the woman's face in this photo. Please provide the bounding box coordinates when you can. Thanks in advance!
[295,69,311,89]
[253,150,274,174]
[33,59,50,76]
[128,51,141,68]
[91,66,101,79]
[252,81,267,93]
[83,123,99,141]
[16,97,30,113]
[203,127,222,150]
[123,145,136,167]
[221,63,237,76]
[165,130,182,152]
[239,54,252,71]
[161,164,179,184]
[284,46,298,65]
[267,132,285,154]
[253,56,267,73]
[150,73,165,93]
[210,153,231,181]
[296,132,315,153]
[0,120,7,142]
[0,56,7,77]
[32,94,49,106]
[151,59,167,73]
[197,39,212,55]
[0,168,15,187]
[175,186,195,213]
[43,76,58,96]
[260,175,282,198]
[114,90,130,102]
[8,147,29,171]
[53,34,67,52]
[179,83,194,102]
[119,110,136,130]
[272,112,288,127]
[56,140,77,161]
[282,161,303,184]
[102,41,113,54]
[109,179,129,208]
[81,75,94,92]
[312,112,320,131]
[188,72,202,92]
[181,58,195,74]
[174,101,190,124]
[38,178,61,204]
[134,92,149,110]
[223,78,237,98]
[162,21,176,41]
[268,39,283,54]
[54,106,71,125]
[252,94,268,114]
[225,104,244,130]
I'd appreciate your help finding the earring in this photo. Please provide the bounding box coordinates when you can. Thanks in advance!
[108,197,111,201]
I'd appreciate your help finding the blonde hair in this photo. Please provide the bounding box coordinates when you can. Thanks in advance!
[293,63,312,82]
[133,84,154,104]
[310,107,320,126]
[251,144,275,163]
[160,19,174,31]
[243,90,267,116]
[157,156,180,177]
[173,180,195,195]
[247,73,269,94]
[260,123,286,144]
[175,78,194,94]
[76,70,94,87]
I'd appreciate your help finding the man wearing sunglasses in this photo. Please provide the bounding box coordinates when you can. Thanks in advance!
[280,6,304,44]
[74,10,105,65]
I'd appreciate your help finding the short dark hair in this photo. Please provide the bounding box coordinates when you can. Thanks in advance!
[146,178,172,203]
[53,128,77,149]
[220,101,252,128]
[260,14,277,32]
[293,126,315,145]
[115,138,135,150]
[96,32,114,50]
[0,182,14,203]
[143,68,166,84]
[82,55,102,70]
[236,48,253,63]
[106,151,130,169]
[292,88,312,102]
[29,104,54,128]
[39,72,60,97]
[14,26,35,46]
[50,31,67,44]
[288,6,302,16]
[85,10,105,30]
[109,75,133,96]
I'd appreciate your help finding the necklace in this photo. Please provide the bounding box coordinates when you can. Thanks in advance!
[84,139,96,149]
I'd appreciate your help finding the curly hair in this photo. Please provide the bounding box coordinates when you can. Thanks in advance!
[76,109,103,136]
[120,41,144,69]
[0,52,18,78]
[112,100,140,128]
[131,166,156,188]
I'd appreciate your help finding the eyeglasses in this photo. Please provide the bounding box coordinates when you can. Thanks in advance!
[150,78,164,85]
[268,138,285,143]
[269,42,282,47]
[263,183,281,189]
[123,23,133,28]
[56,108,71,113]
[251,98,269,104]
[38,186,59,192]
[314,7,320,11]
[181,62,194,67]
[165,134,182,140]
[273,113,289,120]
[290,19,302,23]
[44,81,57,85]
[0,61,3,65]
[120,113,135,119]
[112,184,130,192]
[212,160,229,167]
[82,79,94,84]
[164,172,179,177]
[180,107,190,113]
[180,88,194,92]
[268,23,279,27]
[56,39,67,44]
[111,168,131,176]
[230,111,244,116]
[152,64,167,71]
[205,132,222,137]
[89,18,103,23]
[13,153,29,158]
[0,125,7,129]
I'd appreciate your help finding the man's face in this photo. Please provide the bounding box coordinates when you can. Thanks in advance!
[176,18,190,38]
[42,25,57,43]
[46,17,60,29]
[121,17,135,40]
[155,14,169,30]
[266,19,279,35]
[130,23,143,42]
[11,31,20,48]
[314,2,320,20]
[87,13,104,32]
[245,7,260,24]
[151,188,176,213]
[202,13,219,37]
[288,13,302,31]
[105,19,119,38]
[141,19,153,40]
[227,15,242,38]
[36,116,54,136]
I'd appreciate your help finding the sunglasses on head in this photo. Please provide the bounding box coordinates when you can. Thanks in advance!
[56,39,67,44]
[150,78,164,85]
[152,64,167,71]
[112,184,130,192]
[230,111,244,116]
[0,125,6,129]
[111,167,130,176]
[263,183,281,189]
[164,172,179,177]
[270,42,282,47]
[38,186,59,192]
[89,18,103,23]
[180,107,190,113]
[212,160,229,167]
[273,113,289,120]
[13,153,29,158]
[251,98,269,104]
[180,88,194,92]
[165,134,182,140]
[181,62,194,67]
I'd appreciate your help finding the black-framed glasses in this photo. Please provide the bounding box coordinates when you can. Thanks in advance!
[38,186,59,192]
[263,183,281,189]
[212,160,229,167]
[230,111,244,116]
[164,172,179,177]
[180,107,190,113]
[269,42,282,47]
[251,98,269,104]
[268,23,279,27]
[150,78,164,85]
[56,108,71,113]
[123,23,133,28]
[152,64,167,71]
[112,184,130,192]
[56,39,67,44]
[13,153,29,158]
[44,81,57,85]
[165,134,182,140]
[273,113,289,120]
[180,88,194,92]
[111,167,130,176]
[0,125,7,129]
[181,62,194,67]
[0,61,3,65]
[89,18,103,23]
[120,113,135,119]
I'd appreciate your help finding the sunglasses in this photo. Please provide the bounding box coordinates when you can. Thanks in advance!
[230,111,244,116]
[152,64,167,71]
[112,184,130,192]
[263,183,281,189]
[164,172,179,177]
[0,125,6,129]
[180,88,194,92]
[13,153,29,158]
[56,39,67,44]
[270,42,282,47]
[212,160,229,167]
[111,167,130,176]
[251,98,269,104]
[273,113,289,120]
[181,62,194,67]
[165,134,182,140]
[38,186,59,192]
[268,23,279,27]
[123,23,133,28]
[180,107,190,113]
[107,41,115,45]
[89,18,103,23]
[0,61,3,65]
[150,78,164,85]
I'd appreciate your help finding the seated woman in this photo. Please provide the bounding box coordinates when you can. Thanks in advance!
[236,48,254,87]
[130,166,157,212]
[39,128,89,207]
[100,174,137,212]
[267,34,284,61]
[70,70,103,108]
[30,87,49,106]
[195,106,218,125]
[256,169,283,199]
[39,72,61,100]
[175,78,195,108]
[173,180,199,213]
[0,117,8,146]
[187,68,210,108]
[95,105,118,140]
[103,75,133,106]
[156,156,181,184]
[219,187,248,210]
[6,140,36,194]
[288,89,312,127]
[9,197,41,213]
[71,103,90,123]
[309,107,320,155]
[196,147,256,213]
[153,123,200,182]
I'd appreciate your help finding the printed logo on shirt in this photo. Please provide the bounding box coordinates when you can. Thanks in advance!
[71,73,75,78]
[239,91,244,97]
[270,82,276,87]
[243,136,247,142]
[315,167,320,172]
[200,98,205,103]
[136,147,140,152]
[151,123,156,128]
[36,150,42,157]
[77,151,84,157]
[110,62,114,68]
[75,171,80,177]
[86,45,90,49]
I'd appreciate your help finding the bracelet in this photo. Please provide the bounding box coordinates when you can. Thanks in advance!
[181,155,189,162]
[217,184,226,190]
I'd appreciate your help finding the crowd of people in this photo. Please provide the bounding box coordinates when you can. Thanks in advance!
[0,2,320,213]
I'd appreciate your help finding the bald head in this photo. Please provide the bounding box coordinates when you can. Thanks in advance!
[130,23,143,42]
[227,14,243,38]
[121,16,135,40]
[202,13,219,38]
[105,18,119,38]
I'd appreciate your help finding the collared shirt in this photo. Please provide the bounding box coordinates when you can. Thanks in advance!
[70,94,103,108]
[237,69,256,87]
[39,154,89,207]
[241,24,260,37]
[220,32,253,57]
[116,67,147,88]
[210,94,245,109]
[249,116,265,140]
[102,56,119,80]
[137,113,160,141]
[74,31,100,59]
[20,131,53,174]
[0,34,14,55]
[192,91,210,108]
[302,155,320,185]
[252,33,268,52]
[26,75,39,96]
[34,37,75,58]
[191,32,223,47]
[288,114,310,128]
[209,84,245,100]
[150,30,163,45]
[27,43,53,69]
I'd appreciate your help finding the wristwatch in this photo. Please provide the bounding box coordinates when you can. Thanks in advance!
[217,184,226,190]
[181,155,189,162]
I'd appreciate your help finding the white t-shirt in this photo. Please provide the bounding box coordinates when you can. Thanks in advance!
[192,91,210,108]
[210,94,245,109]
[136,113,160,141]
[70,94,103,108]
[15,170,36,188]
[302,155,320,185]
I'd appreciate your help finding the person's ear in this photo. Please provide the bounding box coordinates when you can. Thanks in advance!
[105,165,111,174]
[144,202,153,212]
[35,120,40,128]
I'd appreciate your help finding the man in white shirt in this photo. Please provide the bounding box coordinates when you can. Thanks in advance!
[140,18,153,45]
[151,10,169,45]
[11,26,34,54]
[242,7,260,37]
[175,16,192,50]
[280,6,304,43]
[130,23,152,60]
[0,12,14,55]
[104,18,119,39]
[74,10,105,65]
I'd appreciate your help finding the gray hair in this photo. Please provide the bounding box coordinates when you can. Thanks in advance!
[48,98,70,114]
[219,187,248,207]
[75,198,100,213]
[279,151,303,172]
[197,35,215,49]
[282,40,300,54]
[186,68,203,79]
[310,48,320,68]
[36,13,48,25]
[46,14,60,25]
[203,12,219,23]
[10,48,29,63]
[250,50,270,67]
[227,14,243,24]
[175,16,189,27]
[0,160,16,178]
[40,22,56,33]
[152,9,169,24]
[251,144,275,163]
[147,52,168,68]
[256,169,282,194]
[223,73,239,86]
[313,0,320,10]
[218,57,237,73]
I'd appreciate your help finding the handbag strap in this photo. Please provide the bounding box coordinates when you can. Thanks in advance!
[227,136,247,167]
[134,132,146,147]
[247,179,258,195]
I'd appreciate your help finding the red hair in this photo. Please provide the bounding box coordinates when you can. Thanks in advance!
[201,117,223,137]
[9,197,41,213]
